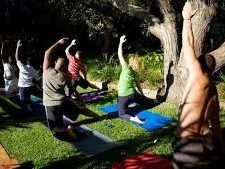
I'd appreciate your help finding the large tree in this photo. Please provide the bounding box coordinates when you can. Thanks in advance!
[109,0,225,104]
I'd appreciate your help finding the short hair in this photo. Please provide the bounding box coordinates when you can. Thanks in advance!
[68,45,77,56]
[198,53,215,74]
[76,51,84,58]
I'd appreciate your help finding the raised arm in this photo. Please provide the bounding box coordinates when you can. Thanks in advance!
[182,2,199,75]
[15,40,22,62]
[65,39,76,57]
[0,41,5,63]
[43,37,69,72]
[118,35,127,67]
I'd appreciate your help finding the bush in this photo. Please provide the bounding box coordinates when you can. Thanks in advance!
[86,51,163,89]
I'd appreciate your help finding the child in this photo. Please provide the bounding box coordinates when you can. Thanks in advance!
[1,40,18,96]
[117,35,159,124]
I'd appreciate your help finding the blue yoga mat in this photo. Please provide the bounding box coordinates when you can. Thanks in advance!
[99,104,174,131]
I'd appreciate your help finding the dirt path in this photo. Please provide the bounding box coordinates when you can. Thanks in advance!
[0,144,19,169]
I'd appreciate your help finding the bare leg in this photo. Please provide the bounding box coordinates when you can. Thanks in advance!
[80,107,103,120]
[67,125,78,140]
[89,83,100,90]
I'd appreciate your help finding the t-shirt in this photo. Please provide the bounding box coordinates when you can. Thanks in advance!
[17,61,39,87]
[117,62,135,96]
[67,53,85,80]
[3,63,18,92]
[3,63,17,81]
[43,68,67,106]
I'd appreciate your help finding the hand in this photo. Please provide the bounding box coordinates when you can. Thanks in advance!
[120,35,126,44]
[1,40,5,45]
[58,37,69,44]
[71,39,76,45]
[17,40,22,47]
[182,1,198,20]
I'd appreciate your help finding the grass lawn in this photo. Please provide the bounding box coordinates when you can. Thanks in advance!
[0,92,181,169]
[1,92,225,169]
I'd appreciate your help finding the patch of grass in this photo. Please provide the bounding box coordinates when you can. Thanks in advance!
[0,93,178,168]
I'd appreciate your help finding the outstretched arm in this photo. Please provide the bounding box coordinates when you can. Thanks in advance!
[15,40,22,62]
[0,41,5,63]
[65,39,76,57]
[182,1,200,76]
[43,37,69,72]
[118,35,127,67]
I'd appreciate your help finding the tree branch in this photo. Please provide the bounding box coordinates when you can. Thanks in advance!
[109,0,160,24]
[210,42,225,72]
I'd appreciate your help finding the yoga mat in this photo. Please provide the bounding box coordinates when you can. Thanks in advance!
[99,104,174,131]
[63,116,122,157]
[81,90,105,102]
[30,95,44,114]
[112,151,172,169]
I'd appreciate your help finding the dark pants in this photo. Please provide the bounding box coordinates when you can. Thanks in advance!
[19,86,33,102]
[45,100,80,133]
[72,76,90,89]
[118,91,158,121]
[172,134,219,169]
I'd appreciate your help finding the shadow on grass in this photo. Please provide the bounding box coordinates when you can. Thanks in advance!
[0,96,46,130]
[88,91,118,105]
[40,124,176,169]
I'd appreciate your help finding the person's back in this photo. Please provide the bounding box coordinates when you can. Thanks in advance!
[178,73,219,138]
[17,60,39,88]
[43,67,66,106]
[172,2,223,168]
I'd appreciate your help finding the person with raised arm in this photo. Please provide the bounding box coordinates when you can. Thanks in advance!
[65,39,100,98]
[43,38,103,141]
[172,2,224,168]
[0,40,18,95]
[117,35,160,124]
[15,39,39,114]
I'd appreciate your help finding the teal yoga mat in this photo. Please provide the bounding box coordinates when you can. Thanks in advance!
[63,116,122,157]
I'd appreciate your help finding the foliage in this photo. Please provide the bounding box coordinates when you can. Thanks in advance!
[87,51,163,89]
[217,72,225,101]
[138,52,163,88]
[87,57,121,81]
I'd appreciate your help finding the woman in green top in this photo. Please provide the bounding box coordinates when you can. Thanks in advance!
[117,35,159,124]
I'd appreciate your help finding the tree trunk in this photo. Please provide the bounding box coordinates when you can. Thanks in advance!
[168,1,218,103]
[100,29,112,62]
[110,0,223,105]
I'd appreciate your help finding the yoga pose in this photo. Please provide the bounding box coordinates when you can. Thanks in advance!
[43,38,103,141]
[1,40,18,95]
[65,39,100,97]
[117,35,159,124]
[15,39,40,113]
[172,2,224,168]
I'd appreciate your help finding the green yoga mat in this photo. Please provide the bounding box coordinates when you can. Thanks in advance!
[63,116,122,157]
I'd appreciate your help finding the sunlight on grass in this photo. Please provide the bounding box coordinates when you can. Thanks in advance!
[0,121,78,168]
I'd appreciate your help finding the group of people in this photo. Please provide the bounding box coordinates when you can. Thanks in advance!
[0,1,224,168]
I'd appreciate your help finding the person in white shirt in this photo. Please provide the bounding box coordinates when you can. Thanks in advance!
[15,39,40,113]
[1,40,18,96]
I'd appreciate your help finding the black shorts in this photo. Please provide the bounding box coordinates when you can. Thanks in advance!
[45,99,81,133]
[72,76,90,89]
[172,134,218,169]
